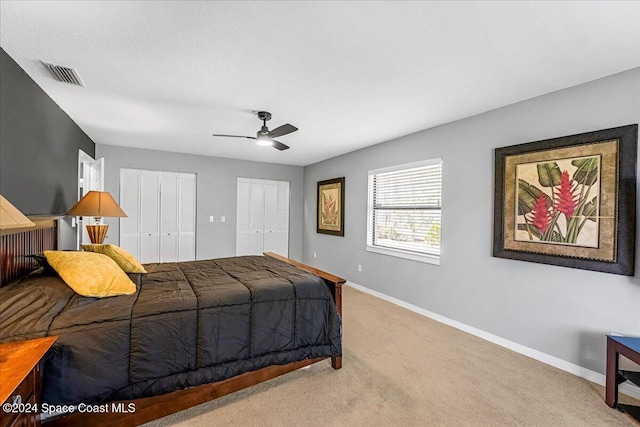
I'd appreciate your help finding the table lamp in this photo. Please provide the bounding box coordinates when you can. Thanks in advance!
[0,195,35,229]
[66,191,126,244]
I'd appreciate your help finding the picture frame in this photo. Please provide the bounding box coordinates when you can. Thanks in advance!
[317,177,345,236]
[493,124,637,276]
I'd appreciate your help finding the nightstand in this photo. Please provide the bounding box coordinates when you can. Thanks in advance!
[0,337,57,427]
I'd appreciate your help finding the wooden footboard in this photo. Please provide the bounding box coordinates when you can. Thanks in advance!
[44,254,344,427]
[263,252,345,317]
[264,252,345,370]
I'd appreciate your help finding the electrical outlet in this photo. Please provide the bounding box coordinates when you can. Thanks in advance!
[313,252,317,259]
[209,216,214,222]
[358,264,362,272]
[221,216,226,222]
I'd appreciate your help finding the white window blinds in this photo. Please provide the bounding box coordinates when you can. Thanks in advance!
[367,159,442,263]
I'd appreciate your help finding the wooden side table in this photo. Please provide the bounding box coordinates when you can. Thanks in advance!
[0,337,57,427]
[606,335,640,409]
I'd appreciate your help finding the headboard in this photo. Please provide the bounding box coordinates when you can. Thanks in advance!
[0,216,60,286]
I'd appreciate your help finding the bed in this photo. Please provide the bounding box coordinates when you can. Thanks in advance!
[0,218,344,426]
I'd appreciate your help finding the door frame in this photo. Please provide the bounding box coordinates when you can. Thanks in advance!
[76,150,104,249]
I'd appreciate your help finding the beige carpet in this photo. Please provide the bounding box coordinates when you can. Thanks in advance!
[144,285,638,426]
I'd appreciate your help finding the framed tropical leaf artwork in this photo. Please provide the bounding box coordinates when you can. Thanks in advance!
[493,124,637,275]
[317,177,345,236]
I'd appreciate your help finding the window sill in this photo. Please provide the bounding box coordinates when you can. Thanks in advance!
[366,245,440,265]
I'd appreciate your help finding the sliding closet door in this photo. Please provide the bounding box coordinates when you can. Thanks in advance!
[250,180,265,255]
[160,173,179,262]
[236,178,289,257]
[120,169,196,263]
[263,180,278,253]
[140,171,161,263]
[276,181,290,256]
[179,174,196,262]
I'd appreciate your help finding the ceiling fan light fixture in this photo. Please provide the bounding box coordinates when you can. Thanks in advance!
[256,134,273,146]
[212,111,294,151]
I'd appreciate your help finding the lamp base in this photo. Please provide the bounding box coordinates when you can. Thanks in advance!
[86,224,108,244]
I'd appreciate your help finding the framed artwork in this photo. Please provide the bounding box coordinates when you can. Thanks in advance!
[317,177,345,236]
[493,124,637,275]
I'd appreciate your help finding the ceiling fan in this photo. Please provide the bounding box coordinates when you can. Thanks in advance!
[212,111,297,151]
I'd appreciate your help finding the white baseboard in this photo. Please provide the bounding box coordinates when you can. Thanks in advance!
[346,281,640,401]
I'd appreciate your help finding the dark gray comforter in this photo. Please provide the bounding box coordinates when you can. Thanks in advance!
[0,256,342,405]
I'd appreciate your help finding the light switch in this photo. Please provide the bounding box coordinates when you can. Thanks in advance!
[221,216,226,222]
[209,216,214,222]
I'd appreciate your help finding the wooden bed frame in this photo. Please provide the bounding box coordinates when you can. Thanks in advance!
[1,220,345,427]
[0,216,60,286]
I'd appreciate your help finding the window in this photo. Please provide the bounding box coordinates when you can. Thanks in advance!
[367,159,442,264]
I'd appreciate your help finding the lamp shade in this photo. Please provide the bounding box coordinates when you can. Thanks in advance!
[0,195,35,229]
[66,191,127,219]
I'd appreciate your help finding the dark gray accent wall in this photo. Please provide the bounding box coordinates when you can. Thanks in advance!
[0,49,95,248]
[302,67,640,376]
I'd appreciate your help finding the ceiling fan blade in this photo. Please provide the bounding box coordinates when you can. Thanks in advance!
[212,134,255,140]
[268,124,298,138]
[272,140,290,151]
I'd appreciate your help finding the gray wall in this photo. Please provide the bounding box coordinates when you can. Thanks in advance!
[302,67,640,374]
[0,49,95,249]
[96,144,304,260]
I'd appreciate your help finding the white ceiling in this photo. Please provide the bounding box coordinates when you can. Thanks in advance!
[1,1,639,166]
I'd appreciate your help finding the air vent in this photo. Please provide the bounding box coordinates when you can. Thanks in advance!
[41,61,85,87]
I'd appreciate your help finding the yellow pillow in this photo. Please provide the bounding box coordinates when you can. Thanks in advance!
[81,244,147,273]
[44,251,137,298]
